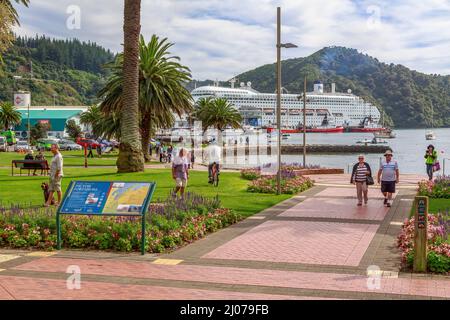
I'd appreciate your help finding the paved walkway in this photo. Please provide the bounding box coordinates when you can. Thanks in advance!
[0,173,449,300]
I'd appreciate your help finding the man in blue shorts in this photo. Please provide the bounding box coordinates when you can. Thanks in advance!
[377,150,399,207]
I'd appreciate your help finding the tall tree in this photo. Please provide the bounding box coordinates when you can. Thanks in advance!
[65,119,82,140]
[117,0,144,172]
[0,0,29,60]
[99,35,193,162]
[80,105,121,140]
[0,102,21,130]
[194,98,242,132]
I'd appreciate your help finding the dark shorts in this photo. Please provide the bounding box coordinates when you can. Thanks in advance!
[381,181,396,194]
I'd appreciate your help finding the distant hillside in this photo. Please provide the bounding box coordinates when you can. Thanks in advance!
[0,36,115,106]
[235,46,450,128]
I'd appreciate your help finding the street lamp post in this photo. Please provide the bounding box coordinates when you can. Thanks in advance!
[276,7,297,195]
[303,76,307,167]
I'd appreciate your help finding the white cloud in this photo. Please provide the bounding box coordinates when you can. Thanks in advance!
[12,0,450,79]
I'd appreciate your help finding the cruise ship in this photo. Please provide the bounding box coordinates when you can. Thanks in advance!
[191,80,382,132]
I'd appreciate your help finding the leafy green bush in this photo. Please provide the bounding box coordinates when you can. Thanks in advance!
[0,193,242,254]
[427,251,450,273]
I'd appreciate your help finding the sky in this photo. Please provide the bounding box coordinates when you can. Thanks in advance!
[13,0,450,80]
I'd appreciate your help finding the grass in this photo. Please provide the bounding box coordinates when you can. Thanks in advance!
[0,150,160,167]
[410,198,450,217]
[0,168,291,218]
[429,198,450,214]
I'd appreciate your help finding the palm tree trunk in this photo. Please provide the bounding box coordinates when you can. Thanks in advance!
[117,0,144,172]
[141,112,152,163]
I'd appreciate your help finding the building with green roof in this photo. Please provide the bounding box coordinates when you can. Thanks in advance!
[15,107,87,140]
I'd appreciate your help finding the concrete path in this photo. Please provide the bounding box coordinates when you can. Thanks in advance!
[0,173,449,300]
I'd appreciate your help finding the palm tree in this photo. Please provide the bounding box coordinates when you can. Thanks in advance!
[117,0,144,172]
[80,105,121,140]
[79,105,101,135]
[0,0,29,59]
[194,97,242,132]
[99,35,193,162]
[0,102,21,130]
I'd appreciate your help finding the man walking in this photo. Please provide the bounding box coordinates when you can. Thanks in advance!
[205,139,222,184]
[377,150,399,208]
[172,148,189,198]
[45,144,64,207]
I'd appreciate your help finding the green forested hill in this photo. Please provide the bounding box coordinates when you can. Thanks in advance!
[235,46,450,128]
[0,36,115,106]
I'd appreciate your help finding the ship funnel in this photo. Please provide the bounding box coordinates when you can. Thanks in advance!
[313,80,323,94]
[229,78,237,89]
[331,83,336,93]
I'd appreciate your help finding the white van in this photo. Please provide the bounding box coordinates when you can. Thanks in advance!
[0,136,6,152]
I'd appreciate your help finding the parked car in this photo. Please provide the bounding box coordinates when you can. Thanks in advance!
[59,140,82,151]
[0,136,6,152]
[14,140,31,152]
[76,138,102,149]
[36,139,56,151]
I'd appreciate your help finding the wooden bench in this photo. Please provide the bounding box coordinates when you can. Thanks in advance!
[12,160,50,176]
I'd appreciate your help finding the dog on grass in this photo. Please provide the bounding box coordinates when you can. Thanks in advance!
[41,182,55,205]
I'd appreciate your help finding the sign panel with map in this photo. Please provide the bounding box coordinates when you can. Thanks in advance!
[59,181,156,215]
[57,180,156,255]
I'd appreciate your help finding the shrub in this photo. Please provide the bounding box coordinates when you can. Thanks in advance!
[0,193,242,254]
[418,177,450,199]
[248,173,314,194]
[397,213,450,273]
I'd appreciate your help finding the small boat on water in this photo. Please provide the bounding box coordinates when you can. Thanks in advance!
[425,103,437,140]
[425,131,436,140]
[356,137,388,145]
[374,128,396,139]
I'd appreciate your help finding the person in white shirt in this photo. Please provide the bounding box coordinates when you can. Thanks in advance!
[172,148,189,197]
[45,144,64,207]
[205,140,222,184]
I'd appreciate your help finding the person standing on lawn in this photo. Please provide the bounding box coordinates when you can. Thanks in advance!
[377,150,399,208]
[45,144,64,207]
[87,144,94,158]
[350,155,372,206]
[424,144,437,181]
[172,148,189,198]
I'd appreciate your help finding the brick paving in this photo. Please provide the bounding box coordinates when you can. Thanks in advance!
[203,221,378,266]
[279,197,389,221]
[0,173,447,300]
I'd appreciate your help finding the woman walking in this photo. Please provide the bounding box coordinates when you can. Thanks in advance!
[424,144,437,181]
[350,155,373,206]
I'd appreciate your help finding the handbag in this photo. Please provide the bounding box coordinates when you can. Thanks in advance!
[366,176,375,185]
[433,161,441,172]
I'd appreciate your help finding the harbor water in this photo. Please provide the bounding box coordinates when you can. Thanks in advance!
[221,128,450,174]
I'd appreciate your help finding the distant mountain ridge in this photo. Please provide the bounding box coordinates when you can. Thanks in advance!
[233,46,450,128]
[0,36,115,106]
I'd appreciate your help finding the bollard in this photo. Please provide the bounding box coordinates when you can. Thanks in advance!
[413,196,428,273]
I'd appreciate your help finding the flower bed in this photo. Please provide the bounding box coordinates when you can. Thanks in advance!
[418,176,450,199]
[397,212,450,274]
[247,167,314,195]
[0,192,242,253]
[241,163,320,181]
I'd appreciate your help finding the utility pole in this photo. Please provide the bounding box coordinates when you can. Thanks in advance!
[276,7,282,195]
[303,76,307,168]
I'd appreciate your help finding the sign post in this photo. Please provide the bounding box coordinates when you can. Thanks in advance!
[56,181,156,255]
[413,196,428,273]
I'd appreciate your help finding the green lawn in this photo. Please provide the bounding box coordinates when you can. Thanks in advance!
[429,198,450,214]
[410,197,450,217]
[0,150,159,167]
[0,168,291,218]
